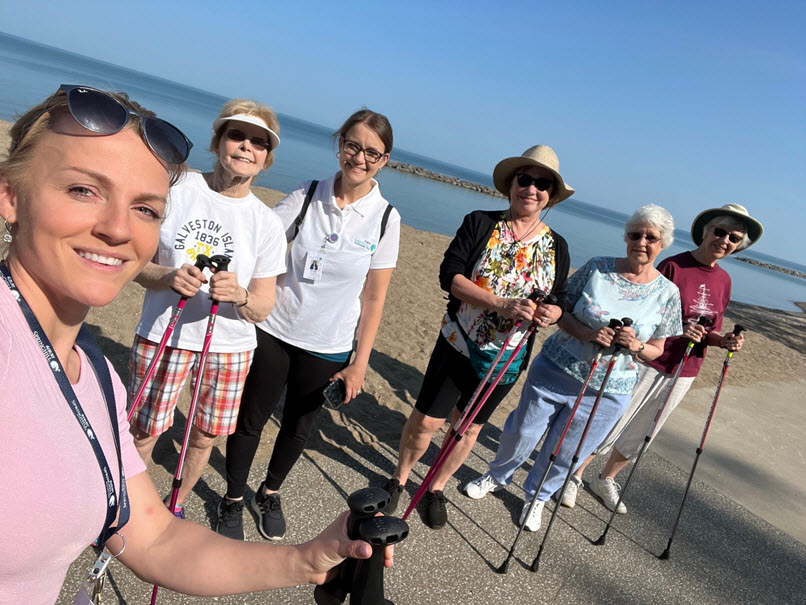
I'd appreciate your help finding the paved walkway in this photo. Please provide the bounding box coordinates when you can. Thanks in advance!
[57,381,806,604]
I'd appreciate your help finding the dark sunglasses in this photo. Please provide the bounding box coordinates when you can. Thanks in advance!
[225,128,272,151]
[515,173,554,192]
[712,226,743,244]
[627,232,661,244]
[60,84,193,164]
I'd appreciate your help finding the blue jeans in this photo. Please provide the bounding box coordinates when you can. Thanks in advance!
[488,355,631,501]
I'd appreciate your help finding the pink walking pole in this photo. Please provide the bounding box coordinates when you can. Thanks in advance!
[150,255,231,605]
[495,347,605,574]
[593,316,713,546]
[400,291,548,521]
[658,324,745,560]
[403,320,541,521]
[127,255,212,423]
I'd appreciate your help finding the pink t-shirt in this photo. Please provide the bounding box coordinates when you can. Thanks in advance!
[0,281,146,604]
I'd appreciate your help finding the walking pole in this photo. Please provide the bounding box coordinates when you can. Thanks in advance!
[593,316,712,546]
[495,341,607,574]
[530,318,633,573]
[127,255,213,423]
[658,324,745,560]
[400,291,548,521]
[150,255,231,605]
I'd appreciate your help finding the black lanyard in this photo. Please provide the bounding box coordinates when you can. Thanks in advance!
[0,262,129,547]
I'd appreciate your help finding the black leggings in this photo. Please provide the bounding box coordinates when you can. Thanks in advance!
[225,329,348,498]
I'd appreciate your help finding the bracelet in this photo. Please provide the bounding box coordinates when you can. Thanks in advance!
[634,342,645,357]
[238,287,249,307]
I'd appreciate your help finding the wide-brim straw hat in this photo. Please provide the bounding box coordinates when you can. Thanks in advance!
[691,203,763,250]
[212,113,281,150]
[492,145,574,206]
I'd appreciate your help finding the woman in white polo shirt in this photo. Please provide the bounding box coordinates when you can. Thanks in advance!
[218,109,401,540]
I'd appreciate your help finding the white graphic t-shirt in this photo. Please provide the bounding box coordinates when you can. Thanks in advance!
[136,172,286,353]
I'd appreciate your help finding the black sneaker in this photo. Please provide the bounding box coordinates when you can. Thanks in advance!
[422,490,448,530]
[383,478,404,514]
[216,498,245,541]
[251,490,286,540]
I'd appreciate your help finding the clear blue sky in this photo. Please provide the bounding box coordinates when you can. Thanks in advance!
[1,0,803,262]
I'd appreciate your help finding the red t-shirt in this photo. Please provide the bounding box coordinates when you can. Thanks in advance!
[646,251,732,377]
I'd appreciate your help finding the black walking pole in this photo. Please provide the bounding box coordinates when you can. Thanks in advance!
[314,487,409,605]
[529,318,632,573]
[658,324,745,560]
[593,316,712,546]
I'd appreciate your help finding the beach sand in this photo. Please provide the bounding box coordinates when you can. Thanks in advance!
[3,119,806,602]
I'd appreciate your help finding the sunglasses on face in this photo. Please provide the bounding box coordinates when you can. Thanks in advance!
[342,139,385,164]
[627,232,662,244]
[515,173,554,192]
[225,128,271,151]
[59,85,192,164]
[712,226,743,244]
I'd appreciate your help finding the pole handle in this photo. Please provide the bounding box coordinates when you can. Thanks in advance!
[314,488,391,605]
[732,324,745,336]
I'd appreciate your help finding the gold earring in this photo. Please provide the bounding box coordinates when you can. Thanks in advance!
[2,218,12,244]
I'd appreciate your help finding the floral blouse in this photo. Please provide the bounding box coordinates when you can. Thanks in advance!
[541,256,683,394]
[441,220,557,357]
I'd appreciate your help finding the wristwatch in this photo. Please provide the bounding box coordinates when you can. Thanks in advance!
[635,342,645,356]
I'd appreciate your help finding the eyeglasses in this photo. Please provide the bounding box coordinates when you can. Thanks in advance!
[712,226,743,244]
[225,128,271,151]
[342,139,385,164]
[515,173,554,192]
[627,232,662,244]
[59,84,193,164]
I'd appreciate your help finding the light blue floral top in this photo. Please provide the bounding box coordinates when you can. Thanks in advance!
[541,256,682,394]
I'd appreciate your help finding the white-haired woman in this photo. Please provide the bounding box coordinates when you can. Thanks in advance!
[464,204,682,532]
[129,99,287,518]
[572,203,762,514]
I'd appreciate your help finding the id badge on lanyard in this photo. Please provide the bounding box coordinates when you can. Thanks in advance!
[73,536,125,605]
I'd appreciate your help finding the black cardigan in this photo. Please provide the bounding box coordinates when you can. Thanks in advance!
[438,209,571,369]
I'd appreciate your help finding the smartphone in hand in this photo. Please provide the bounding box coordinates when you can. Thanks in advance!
[323,379,347,409]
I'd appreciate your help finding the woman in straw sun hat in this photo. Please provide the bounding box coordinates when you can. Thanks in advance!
[382,144,573,529]
[572,203,762,515]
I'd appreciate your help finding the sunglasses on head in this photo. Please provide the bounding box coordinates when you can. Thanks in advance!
[225,128,272,151]
[59,84,193,164]
[712,226,743,244]
[627,232,661,244]
[515,173,554,192]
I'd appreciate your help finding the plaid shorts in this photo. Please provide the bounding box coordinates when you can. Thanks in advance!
[128,334,254,436]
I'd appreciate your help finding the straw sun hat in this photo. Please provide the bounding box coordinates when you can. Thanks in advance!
[492,145,575,206]
[691,203,763,250]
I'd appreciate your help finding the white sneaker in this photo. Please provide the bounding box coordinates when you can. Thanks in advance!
[464,472,503,499]
[519,499,545,531]
[591,474,627,514]
[553,475,583,508]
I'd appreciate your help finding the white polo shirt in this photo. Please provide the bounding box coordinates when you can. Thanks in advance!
[261,174,401,353]
[136,172,287,353]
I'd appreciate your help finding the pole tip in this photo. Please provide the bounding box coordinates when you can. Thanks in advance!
[494,560,510,574]
[592,534,607,546]
[658,548,671,560]
[529,557,540,573]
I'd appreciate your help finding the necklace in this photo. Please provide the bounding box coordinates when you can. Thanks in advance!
[506,212,543,259]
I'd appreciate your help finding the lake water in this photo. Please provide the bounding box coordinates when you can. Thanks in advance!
[1,32,804,312]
